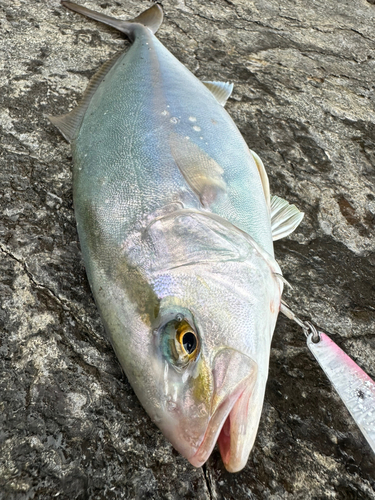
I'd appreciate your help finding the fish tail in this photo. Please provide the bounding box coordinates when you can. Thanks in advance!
[61,2,164,37]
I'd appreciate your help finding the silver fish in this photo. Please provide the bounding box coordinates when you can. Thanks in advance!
[49,1,303,472]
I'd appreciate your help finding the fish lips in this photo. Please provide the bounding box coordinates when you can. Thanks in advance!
[187,348,259,471]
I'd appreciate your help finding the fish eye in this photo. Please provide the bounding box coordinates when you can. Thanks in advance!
[158,315,200,367]
[181,330,198,355]
[176,320,199,358]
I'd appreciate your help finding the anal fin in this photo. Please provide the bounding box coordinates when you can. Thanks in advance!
[271,195,304,241]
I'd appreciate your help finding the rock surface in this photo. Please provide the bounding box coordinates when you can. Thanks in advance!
[1,0,375,498]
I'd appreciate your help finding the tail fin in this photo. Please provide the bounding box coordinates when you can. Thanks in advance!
[61,1,164,37]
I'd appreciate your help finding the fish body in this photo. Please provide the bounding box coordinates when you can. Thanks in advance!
[50,2,303,472]
[74,26,273,254]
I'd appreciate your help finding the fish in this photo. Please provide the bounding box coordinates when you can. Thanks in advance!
[49,1,304,472]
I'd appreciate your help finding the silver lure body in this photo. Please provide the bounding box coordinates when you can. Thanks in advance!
[308,332,375,454]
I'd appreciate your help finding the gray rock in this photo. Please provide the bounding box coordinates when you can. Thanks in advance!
[1,0,374,498]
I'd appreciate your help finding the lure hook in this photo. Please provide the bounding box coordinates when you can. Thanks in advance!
[280,302,319,340]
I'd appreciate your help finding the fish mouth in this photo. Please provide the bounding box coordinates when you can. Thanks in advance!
[188,381,255,472]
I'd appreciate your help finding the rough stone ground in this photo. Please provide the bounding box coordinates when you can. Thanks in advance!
[1,0,375,498]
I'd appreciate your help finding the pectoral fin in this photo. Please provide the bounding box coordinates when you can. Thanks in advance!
[271,195,304,240]
[247,151,303,241]
[169,134,227,207]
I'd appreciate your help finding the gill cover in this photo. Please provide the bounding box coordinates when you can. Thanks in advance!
[131,209,283,471]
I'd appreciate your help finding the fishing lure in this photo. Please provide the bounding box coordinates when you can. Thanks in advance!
[282,305,375,454]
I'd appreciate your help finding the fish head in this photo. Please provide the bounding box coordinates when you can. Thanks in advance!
[114,211,283,472]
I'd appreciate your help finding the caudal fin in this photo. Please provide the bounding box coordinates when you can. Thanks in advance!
[61,1,163,37]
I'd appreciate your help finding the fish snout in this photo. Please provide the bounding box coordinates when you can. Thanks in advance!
[188,348,258,470]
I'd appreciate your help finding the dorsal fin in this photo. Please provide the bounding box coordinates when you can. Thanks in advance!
[61,2,163,36]
[203,81,233,106]
[271,195,304,241]
[47,51,122,142]
[169,133,227,208]
[248,149,271,208]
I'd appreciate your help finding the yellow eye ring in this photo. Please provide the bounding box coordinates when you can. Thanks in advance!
[176,320,199,357]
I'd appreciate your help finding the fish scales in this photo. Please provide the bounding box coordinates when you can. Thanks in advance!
[50,1,305,472]
[73,25,272,257]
